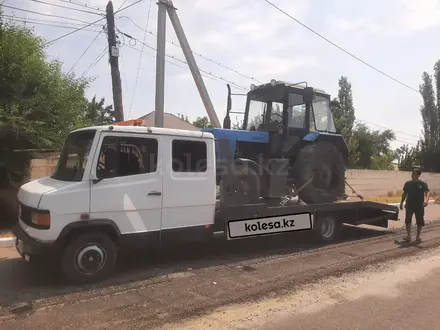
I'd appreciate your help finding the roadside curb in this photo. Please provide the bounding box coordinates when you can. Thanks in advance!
[0,237,15,248]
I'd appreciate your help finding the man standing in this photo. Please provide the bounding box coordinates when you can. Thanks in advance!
[400,168,430,243]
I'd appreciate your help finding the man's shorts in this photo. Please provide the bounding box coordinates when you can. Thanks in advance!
[405,207,425,226]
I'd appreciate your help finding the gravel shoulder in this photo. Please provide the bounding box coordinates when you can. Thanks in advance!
[165,246,440,330]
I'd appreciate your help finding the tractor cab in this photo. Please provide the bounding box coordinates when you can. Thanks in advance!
[222,80,339,161]
[241,80,336,136]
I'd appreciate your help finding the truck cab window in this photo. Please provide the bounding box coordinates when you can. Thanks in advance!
[96,136,158,179]
[172,140,207,172]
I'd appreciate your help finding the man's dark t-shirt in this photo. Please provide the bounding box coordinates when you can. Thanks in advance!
[403,179,429,209]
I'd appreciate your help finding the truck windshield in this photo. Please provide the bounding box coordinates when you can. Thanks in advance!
[52,130,96,182]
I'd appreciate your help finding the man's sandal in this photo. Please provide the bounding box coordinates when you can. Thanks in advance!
[415,238,422,244]
[402,236,412,242]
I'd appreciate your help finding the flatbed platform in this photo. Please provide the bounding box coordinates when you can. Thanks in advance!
[214,199,399,240]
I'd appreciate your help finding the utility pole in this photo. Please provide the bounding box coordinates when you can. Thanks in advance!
[155,0,167,127]
[106,1,124,122]
[154,0,221,128]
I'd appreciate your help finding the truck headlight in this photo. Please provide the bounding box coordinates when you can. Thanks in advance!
[31,211,51,229]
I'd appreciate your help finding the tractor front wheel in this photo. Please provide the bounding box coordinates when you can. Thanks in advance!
[230,162,260,205]
[293,142,345,204]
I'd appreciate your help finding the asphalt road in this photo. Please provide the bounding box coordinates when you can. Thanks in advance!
[0,205,439,329]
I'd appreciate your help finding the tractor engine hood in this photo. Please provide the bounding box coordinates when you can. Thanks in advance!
[201,128,269,143]
[202,128,269,158]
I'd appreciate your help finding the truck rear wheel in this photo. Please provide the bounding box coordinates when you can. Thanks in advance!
[61,233,117,284]
[314,214,342,242]
[293,141,345,204]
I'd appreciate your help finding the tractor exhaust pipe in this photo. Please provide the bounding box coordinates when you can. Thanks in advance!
[223,84,232,129]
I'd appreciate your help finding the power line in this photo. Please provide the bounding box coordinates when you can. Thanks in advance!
[67,29,104,74]
[116,0,129,12]
[355,120,420,146]
[262,0,420,94]
[129,0,154,118]
[124,42,243,99]
[59,0,105,13]
[42,16,106,46]
[80,46,108,78]
[1,4,101,25]
[120,15,264,84]
[28,0,104,16]
[1,14,103,27]
[125,44,186,69]
[356,119,421,139]
[114,0,143,14]
[11,0,142,48]
[119,31,248,91]
[3,17,103,32]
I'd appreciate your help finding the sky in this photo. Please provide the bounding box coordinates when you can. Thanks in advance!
[3,0,440,149]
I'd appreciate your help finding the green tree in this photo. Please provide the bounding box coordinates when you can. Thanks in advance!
[331,76,356,138]
[231,117,243,129]
[350,123,395,169]
[85,95,114,126]
[419,62,440,172]
[192,116,212,128]
[370,152,395,170]
[330,76,358,167]
[178,113,190,123]
[0,19,90,183]
[394,144,420,171]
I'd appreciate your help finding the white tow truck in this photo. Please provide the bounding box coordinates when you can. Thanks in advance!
[12,123,399,284]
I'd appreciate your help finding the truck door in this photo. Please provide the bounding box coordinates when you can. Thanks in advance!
[89,132,162,244]
[161,136,216,239]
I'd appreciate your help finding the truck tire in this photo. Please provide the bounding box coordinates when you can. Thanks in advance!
[314,213,342,243]
[61,232,117,284]
[230,162,260,205]
[293,141,345,204]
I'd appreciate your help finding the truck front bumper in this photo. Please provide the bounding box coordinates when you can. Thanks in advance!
[12,224,60,262]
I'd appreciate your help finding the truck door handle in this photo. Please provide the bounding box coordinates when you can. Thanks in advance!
[148,191,161,196]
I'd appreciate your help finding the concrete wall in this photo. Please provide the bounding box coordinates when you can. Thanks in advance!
[29,158,58,181]
[345,170,440,197]
[27,157,440,197]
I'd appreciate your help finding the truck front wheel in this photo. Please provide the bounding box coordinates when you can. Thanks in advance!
[61,233,117,284]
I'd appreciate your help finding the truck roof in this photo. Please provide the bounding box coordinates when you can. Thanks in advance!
[72,124,214,139]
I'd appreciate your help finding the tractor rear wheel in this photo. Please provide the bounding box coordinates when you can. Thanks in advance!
[293,141,345,204]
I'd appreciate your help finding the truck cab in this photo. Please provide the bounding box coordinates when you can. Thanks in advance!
[14,125,217,283]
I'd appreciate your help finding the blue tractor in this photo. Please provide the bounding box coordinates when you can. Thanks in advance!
[202,80,349,205]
